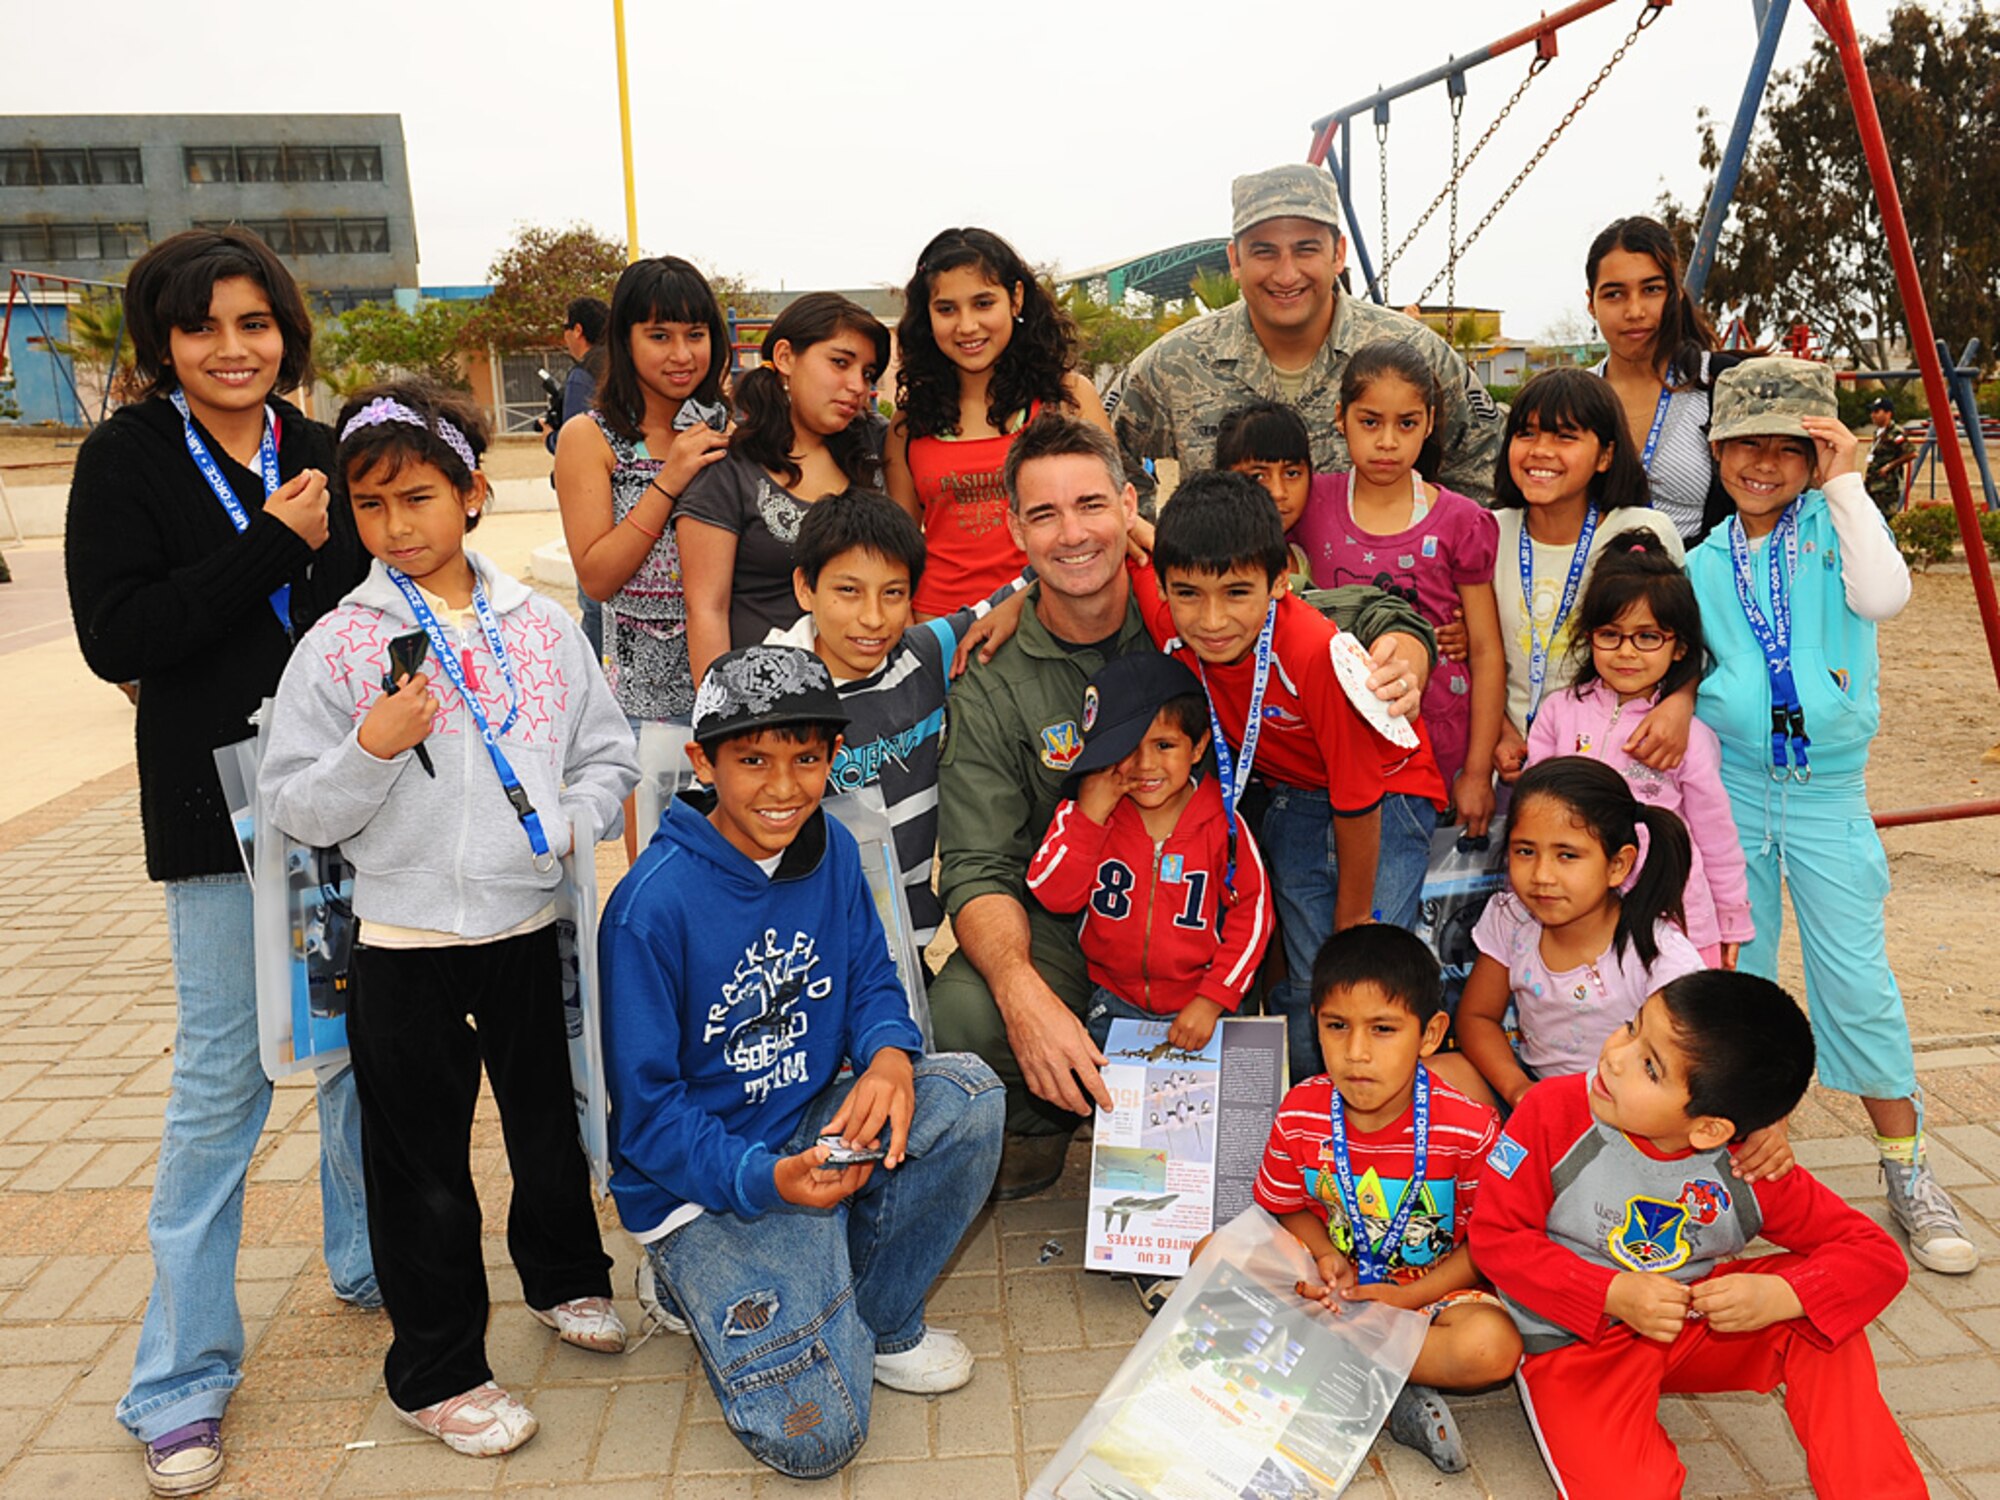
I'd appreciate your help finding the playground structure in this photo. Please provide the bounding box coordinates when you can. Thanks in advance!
[0,269,126,428]
[1303,0,2000,827]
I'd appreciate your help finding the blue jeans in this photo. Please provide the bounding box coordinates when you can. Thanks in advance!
[1084,986,1159,1050]
[578,586,605,662]
[118,875,375,1442]
[644,1053,1002,1477]
[1374,792,1439,931]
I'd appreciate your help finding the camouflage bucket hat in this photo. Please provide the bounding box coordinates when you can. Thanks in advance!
[1709,356,1837,443]
[1231,164,1342,238]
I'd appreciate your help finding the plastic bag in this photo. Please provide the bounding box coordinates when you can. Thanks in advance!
[553,847,611,1192]
[821,786,933,1048]
[1413,789,1510,1019]
[212,740,257,878]
[1031,1206,1427,1500]
[632,719,695,855]
[236,704,355,1078]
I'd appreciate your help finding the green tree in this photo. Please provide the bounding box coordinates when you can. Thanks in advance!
[51,289,138,407]
[1663,3,2000,371]
[317,299,474,391]
[1187,269,1242,314]
[461,224,626,352]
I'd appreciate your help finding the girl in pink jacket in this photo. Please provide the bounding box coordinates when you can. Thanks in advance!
[1526,530,1751,967]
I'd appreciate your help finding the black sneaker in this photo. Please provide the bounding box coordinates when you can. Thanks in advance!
[1387,1383,1468,1473]
[992,1131,1071,1200]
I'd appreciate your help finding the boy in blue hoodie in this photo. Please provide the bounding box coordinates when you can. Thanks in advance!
[599,645,1004,1479]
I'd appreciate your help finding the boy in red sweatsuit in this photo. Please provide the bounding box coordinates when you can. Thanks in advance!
[1027,652,1273,1051]
[1469,970,1922,1500]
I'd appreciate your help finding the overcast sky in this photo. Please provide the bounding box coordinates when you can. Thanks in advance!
[13,0,1902,341]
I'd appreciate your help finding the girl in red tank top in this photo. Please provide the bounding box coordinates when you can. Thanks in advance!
[885,228,1114,616]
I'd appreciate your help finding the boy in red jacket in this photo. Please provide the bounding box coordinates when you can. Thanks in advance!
[1027,652,1273,1051]
[1469,970,1922,1500]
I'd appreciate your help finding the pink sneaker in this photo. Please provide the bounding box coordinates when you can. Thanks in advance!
[393,1381,538,1456]
[531,1295,627,1352]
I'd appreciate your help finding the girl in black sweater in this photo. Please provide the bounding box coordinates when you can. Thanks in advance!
[64,227,374,1499]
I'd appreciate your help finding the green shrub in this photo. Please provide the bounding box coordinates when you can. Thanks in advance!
[1980,506,2000,562]
[1889,504,1960,568]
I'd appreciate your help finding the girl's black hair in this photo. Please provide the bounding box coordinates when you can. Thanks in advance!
[598,257,728,444]
[1492,368,1652,514]
[1337,339,1446,480]
[732,292,889,492]
[1584,217,1719,389]
[1508,755,1691,969]
[334,379,490,528]
[123,226,314,399]
[1213,401,1310,470]
[794,489,927,592]
[1567,527,1707,700]
[894,227,1079,442]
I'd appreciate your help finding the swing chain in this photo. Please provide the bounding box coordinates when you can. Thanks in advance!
[1446,93,1463,339]
[1376,114,1392,302]
[1376,58,1545,286]
[1416,0,1668,307]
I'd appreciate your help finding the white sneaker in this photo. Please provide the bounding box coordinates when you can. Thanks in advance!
[393,1381,538,1457]
[873,1329,974,1394]
[1883,1159,1980,1274]
[635,1257,690,1336]
[530,1295,627,1352]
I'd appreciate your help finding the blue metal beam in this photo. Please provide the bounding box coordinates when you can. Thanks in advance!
[1687,0,1792,299]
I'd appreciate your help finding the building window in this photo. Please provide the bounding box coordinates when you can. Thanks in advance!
[0,220,150,263]
[194,218,391,258]
[184,145,385,185]
[316,288,395,314]
[1,146,146,187]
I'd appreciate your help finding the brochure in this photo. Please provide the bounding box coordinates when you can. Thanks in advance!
[1088,1017,1288,1278]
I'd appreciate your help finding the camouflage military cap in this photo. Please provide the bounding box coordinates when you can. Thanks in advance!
[1231,164,1343,238]
[1710,356,1837,443]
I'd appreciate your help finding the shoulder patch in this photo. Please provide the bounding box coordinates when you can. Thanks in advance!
[1039,720,1082,770]
[1486,1135,1528,1179]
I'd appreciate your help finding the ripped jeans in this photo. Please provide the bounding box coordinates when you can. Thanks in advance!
[644,1052,1003,1477]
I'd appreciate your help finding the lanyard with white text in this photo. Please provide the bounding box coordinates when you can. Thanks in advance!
[1728,505,1810,781]
[386,569,556,868]
[1639,384,1674,472]
[170,390,290,634]
[1519,504,1598,727]
[1196,601,1276,892]
[1326,1065,1430,1285]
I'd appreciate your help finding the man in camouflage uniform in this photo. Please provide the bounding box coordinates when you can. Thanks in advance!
[1115,163,1506,502]
[1864,395,1915,520]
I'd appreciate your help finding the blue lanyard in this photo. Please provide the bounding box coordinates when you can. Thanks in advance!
[1639,384,1674,472]
[169,390,290,634]
[1518,505,1598,727]
[386,569,557,867]
[1326,1065,1430,1284]
[1728,506,1810,781]
[1196,601,1276,891]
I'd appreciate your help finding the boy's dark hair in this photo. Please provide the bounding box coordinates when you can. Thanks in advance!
[565,296,609,345]
[1658,970,1815,1137]
[1508,757,1691,969]
[334,380,491,528]
[1311,924,1445,1026]
[695,720,840,765]
[1153,469,1288,584]
[599,256,729,444]
[1001,408,1126,508]
[1213,401,1309,471]
[124,226,314,400]
[1567,527,1708,700]
[1159,690,1211,746]
[732,292,889,492]
[794,489,926,591]
[1492,368,1651,515]
[895,226,1080,442]
[1339,339,1445,480]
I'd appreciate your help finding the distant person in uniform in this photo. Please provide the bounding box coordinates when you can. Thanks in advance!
[1863,395,1915,520]
[1114,163,1505,502]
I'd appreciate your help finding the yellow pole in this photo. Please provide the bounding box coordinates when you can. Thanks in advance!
[613,0,640,263]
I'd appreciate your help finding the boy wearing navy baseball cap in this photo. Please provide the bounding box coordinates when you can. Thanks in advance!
[1026,651,1275,1053]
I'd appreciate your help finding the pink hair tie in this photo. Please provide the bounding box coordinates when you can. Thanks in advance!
[1629,542,1648,552]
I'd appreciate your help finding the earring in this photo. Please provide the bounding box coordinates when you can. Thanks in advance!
[1015,313,1025,324]
[467,509,480,518]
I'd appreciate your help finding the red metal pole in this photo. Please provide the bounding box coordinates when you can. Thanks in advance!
[1803,0,2000,696]
[1873,798,2000,830]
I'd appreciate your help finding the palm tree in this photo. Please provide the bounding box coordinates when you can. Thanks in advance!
[50,290,137,415]
[1187,269,1241,314]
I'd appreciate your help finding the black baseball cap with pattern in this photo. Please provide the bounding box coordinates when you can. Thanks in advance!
[691,646,849,744]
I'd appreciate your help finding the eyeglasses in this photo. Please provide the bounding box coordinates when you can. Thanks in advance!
[1589,626,1676,652]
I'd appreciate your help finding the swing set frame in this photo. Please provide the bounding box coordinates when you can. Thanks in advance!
[1301,0,2000,832]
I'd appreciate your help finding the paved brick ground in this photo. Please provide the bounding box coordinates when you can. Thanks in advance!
[2,782,1997,1498]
